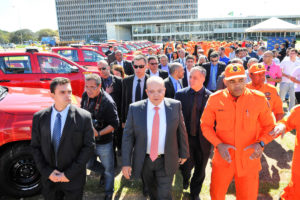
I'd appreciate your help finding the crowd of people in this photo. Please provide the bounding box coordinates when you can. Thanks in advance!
[31,39,300,200]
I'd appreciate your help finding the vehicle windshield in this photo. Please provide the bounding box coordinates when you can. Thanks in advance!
[117,46,129,53]
[125,44,136,51]
[0,86,8,101]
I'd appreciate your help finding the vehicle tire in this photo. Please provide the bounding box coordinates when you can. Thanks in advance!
[0,143,41,197]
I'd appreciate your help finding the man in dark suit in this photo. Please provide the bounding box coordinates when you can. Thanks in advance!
[111,50,134,76]
[146,56,169,79]
[158,55,171,74]
[202,51,226,92]
[107,46,118,66]
[98,60,123,156]
[182,55,195,88]
[105,46,113,56]
[164,62,184,98]
[121,54,149,127]
[122,76,189,200]
[174,48,187,68]
[175,67,212,200]
[166,47,173,62]
[31,77,95,200]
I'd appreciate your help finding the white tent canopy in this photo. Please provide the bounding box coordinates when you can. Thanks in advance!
[246,17,300,32]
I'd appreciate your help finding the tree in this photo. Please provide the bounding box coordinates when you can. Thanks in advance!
[36,29,58,40]
[0,30,10,44]
[10,29,37,44]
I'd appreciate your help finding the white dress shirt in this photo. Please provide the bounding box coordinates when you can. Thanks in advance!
[117,60,124,67]
[280,59,300,83]
[149,70,159,77]
[50,104,70,140]
[146,99,167,154]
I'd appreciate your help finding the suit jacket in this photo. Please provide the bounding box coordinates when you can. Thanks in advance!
[202,61,226,88]
[146,69,169,79]
[101,75,122,116]
[111,60,134,76]
[164,76,183,98]
[107,52,116,66]
[182,68,191,88]
[175,87,212,160]
[122,98,189,178]
[31,105,95,190]
[121,74,149,123]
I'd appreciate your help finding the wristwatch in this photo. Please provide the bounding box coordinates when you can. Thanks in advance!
[259,141,265,148]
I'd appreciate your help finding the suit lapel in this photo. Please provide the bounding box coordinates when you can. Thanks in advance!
[128,75,134,102]
[43,107,52,150]
[58,105,75,151]
[140,100,148,150]
[142,75,148,99]
[164,99,172,152]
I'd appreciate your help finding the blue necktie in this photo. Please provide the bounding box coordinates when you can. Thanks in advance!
[52,113,62,153]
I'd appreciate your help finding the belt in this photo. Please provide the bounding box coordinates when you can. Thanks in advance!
[146,154,164,158]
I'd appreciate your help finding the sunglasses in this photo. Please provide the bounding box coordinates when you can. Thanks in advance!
[211,59,218,62]
[149,63,158,65]
[133,65,145,69]
[99,67,106,71]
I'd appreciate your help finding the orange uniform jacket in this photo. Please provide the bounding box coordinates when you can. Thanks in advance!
[201,88,275,177]
[246,82,284,116]
[280,105,300,200]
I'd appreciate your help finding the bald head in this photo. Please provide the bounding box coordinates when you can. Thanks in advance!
[146,76,166,106]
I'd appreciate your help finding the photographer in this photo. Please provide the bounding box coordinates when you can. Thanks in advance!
[81,74,119,200]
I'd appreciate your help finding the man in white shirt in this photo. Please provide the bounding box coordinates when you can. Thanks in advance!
[279,48,300,111]
[290,64,300,104]
[122,76,189,200]
[146,56,168,79]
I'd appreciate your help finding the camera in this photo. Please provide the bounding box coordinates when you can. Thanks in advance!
[92,119,103,131]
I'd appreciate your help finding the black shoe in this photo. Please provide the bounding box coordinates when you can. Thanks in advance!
[183,179,190,190]
[99,175,105,186]
[104,194,113,200]
[190,194,200,200]
[142,186,149,197]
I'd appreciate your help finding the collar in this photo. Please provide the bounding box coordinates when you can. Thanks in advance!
[147,99,165,110]
[134,75,146,82]
[52,104,70,116]
[169,75,178,84]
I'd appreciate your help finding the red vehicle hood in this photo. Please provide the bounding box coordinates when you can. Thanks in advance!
[0,87,81,115]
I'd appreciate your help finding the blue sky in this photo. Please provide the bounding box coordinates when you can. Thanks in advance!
[0,0,299,32]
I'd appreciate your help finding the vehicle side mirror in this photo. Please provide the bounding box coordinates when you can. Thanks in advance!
[70,66,79,73]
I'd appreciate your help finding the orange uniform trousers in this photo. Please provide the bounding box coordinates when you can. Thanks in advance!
[280,105,300,200]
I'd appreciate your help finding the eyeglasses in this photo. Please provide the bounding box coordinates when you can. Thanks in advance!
[99,67,106,71]
[133,65,145,69]
[149,63,158,65]
[85,86,98,91]
[211,59,218,63]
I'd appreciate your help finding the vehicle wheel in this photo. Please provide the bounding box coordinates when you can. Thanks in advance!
[0,143,41,197]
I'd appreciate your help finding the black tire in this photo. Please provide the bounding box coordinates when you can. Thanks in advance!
[0,143,41,197]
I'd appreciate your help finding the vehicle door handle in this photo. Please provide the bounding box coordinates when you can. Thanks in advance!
[40,78,52,81]
[0,80,10,82]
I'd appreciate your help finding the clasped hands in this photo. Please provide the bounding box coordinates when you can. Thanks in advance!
[49,170,70,183]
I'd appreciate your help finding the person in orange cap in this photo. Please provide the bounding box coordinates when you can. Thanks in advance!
[269,105,300,200]
[201,63,276,200]
[246,63,284,121]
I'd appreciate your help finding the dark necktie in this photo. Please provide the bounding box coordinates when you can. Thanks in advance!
[190,93,199,136]
[135,79,141,102]
[52,113,62,153]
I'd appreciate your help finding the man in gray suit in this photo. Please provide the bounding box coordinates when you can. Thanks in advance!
[122,76,189,200]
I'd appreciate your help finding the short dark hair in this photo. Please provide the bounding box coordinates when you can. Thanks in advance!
[50,77,70,93]
[219,47,225,51]
[108,45,113,48]
[148,56,158,63]
[186,55,195,61]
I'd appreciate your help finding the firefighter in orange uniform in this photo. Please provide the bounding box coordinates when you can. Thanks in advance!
[246,63,284,122]
[270,105,300,200]
[201,63,276,200]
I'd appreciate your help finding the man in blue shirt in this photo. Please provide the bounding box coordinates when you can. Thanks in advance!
[218,47,230,65]
[202,52,226,92]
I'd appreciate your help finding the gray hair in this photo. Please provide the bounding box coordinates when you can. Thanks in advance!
[85,73,102,86]
[115,50,123,55]
[247,58,259,64]
[264,50,274,57]
[133,54,147,64]
[169,62,183,75]
[146,76,165,87]
[98,60,109,67]
[160,54,168,60]
[230,58,243,65]
[190,66,206,77]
